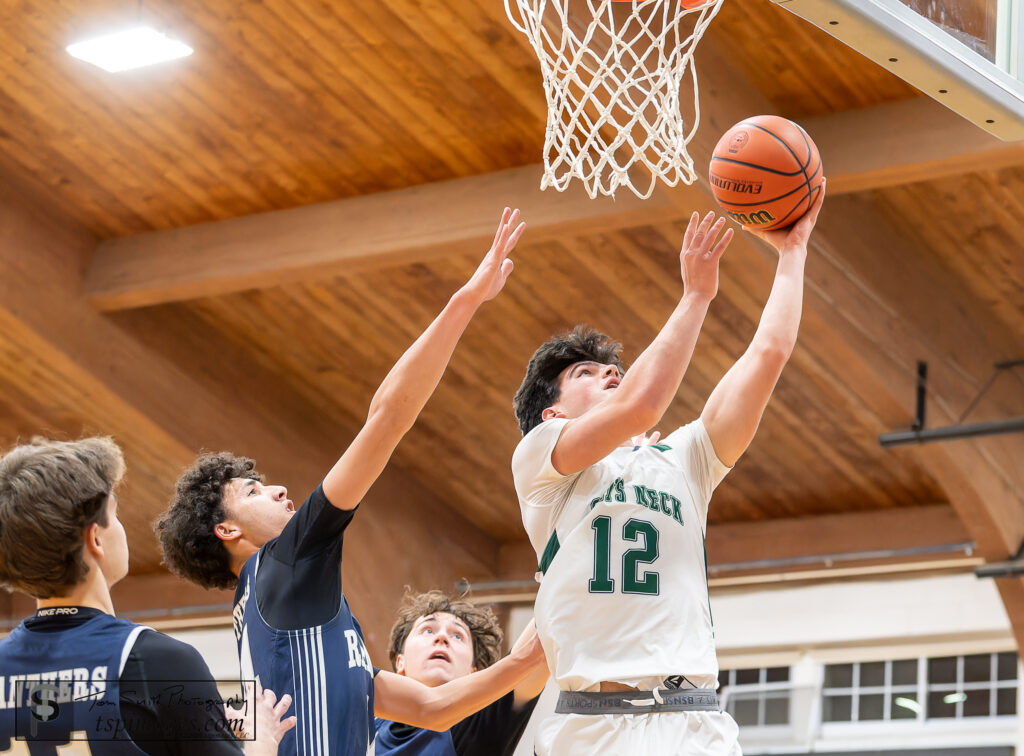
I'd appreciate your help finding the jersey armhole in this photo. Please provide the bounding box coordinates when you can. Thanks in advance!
[119,625,154,676]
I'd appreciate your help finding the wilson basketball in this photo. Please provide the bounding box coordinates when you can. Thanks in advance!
[709,115,824,231]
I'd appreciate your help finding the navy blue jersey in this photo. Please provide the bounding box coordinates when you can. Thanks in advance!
[0,612,149,755]
[373,691,540,756]
[374,719,455,756]
[235,549,375,756]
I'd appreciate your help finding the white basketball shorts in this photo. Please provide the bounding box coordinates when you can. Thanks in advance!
[534,709,742,755]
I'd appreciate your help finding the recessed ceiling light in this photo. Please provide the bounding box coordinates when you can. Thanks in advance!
[66,26,192,73]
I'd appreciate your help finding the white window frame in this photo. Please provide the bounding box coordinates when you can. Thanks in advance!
[823,653,1018,724]
[720,666,794,734]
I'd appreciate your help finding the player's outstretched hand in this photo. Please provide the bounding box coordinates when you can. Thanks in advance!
[242,681,297,756]
[745,178,826,254]
[680,210,733,301]
[461,207,526,305]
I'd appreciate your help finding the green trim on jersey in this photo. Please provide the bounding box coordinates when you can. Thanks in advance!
[538,531,561,575]
[650,443,672,452]
[702,533,714,627]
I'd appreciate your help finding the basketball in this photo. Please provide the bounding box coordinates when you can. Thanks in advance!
[709,115,824,232]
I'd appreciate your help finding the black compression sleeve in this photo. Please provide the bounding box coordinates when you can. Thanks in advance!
[120,631,243,756]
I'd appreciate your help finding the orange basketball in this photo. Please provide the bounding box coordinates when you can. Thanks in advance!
[709,115,824,232]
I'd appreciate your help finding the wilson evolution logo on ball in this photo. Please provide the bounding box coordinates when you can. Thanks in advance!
[709,174,763,194]
[726,210,775,226]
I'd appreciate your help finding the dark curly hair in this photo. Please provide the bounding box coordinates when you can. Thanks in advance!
[154,452,261,590]
[0,437,123,598]
[388,589,503,672]
[513,324,624,435]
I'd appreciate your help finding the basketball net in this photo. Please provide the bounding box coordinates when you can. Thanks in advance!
[505,0,725,199]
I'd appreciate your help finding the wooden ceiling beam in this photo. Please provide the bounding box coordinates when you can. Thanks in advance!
[0,172,499,657]
[803,97,1024,195]
[84,164,676,311]
[83,97,1024,313]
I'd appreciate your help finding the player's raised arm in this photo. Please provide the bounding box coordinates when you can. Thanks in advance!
[547,212,732,475]
[700,180,826,467]
[374,619,546,731]
[322,208,525,510]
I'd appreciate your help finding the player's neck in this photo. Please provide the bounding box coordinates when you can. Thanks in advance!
[228,541,259,579]
[36,572,116,616]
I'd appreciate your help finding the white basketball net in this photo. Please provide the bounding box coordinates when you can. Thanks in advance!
[505,0,724,199]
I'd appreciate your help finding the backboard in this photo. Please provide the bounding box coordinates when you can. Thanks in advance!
[769,0,1024,140]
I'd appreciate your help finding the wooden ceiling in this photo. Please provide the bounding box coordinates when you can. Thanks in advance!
[2,0,1023,654]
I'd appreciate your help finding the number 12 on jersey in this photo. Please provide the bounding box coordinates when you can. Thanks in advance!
[589,516,660,595]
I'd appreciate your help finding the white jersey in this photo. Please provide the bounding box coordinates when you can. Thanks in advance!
[512,418,730,693]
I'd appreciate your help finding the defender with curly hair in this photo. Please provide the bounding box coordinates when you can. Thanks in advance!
[155,209,545,756]
[511,192,825,755]
[374,590,548,755]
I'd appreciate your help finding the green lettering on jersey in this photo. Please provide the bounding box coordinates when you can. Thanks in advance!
[702,533,714,628]
[632,485,649,510]
[589,516,615,593]
[622,519,660,595]
[671,496,683,525]
[537,531,561,576]
[630,485,684,526]
[644,487,660,511]
[658,491,673,517]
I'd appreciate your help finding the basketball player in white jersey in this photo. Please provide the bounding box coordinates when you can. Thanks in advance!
[511,184,825,754]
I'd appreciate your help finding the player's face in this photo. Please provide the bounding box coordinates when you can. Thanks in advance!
[99,494,129,586]
[223,478,295,546]
[395,612,476,687]
[548,361,621,419]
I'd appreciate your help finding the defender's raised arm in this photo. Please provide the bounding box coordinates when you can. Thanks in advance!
[323,207,525,510]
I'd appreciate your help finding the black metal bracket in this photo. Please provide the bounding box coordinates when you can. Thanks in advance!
[975,540,1024,579]
[879,360,1024,447]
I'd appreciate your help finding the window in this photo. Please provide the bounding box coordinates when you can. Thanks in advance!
[926,652,1018,719]
[720,666,791,727]
[823,659,920,722]
[823,652,1018,723]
